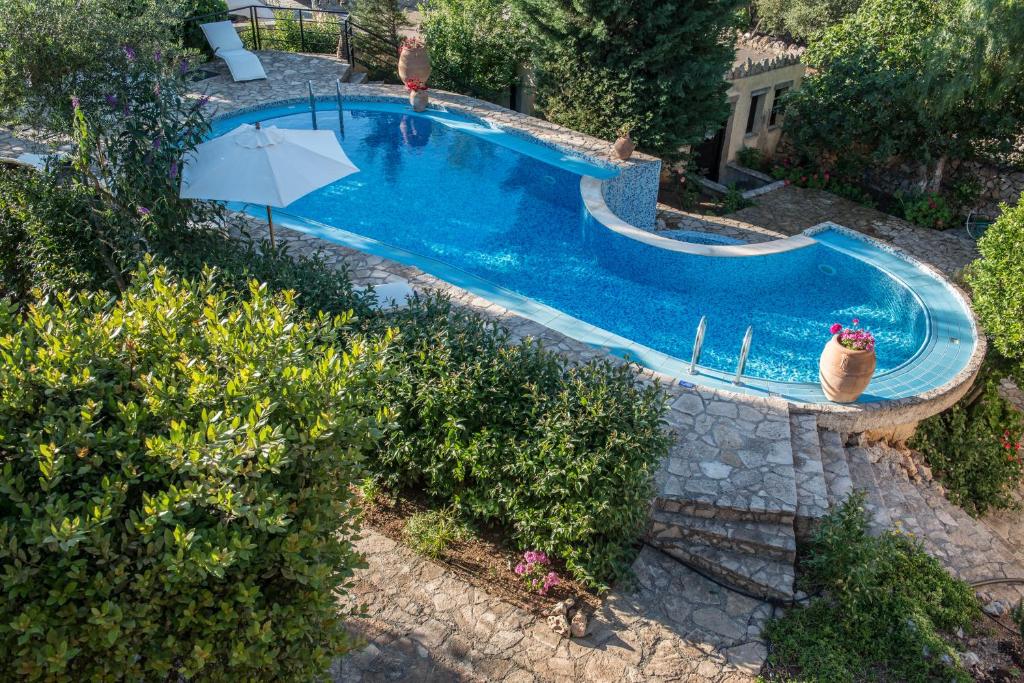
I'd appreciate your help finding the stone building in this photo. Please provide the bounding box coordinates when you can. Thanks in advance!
[694,35,805,184]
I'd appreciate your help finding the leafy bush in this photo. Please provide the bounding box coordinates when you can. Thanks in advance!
[403,508,469,558]
[722,184,753,213]
[734,146,767,172]
[899,191,955,229]
[183,0,229,55]
[764,493,980,682]
[0,262,389,681]
[0,0,189,132]
[966,197,1024,370]
[910,371,1024,514]
[374,295,671,588]
[770,159,877,207]
[753,0,862,40]
[1013,599,1024,637]
[422,0,529,101]
[260,10,341,55]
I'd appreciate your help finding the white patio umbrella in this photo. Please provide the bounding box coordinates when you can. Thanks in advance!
[180,123,358,246]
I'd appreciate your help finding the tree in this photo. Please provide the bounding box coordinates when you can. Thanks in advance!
[783,0,1024,189]
[421,0,529,102]
[514,0,743,160]
[0,0,190,132]
[753,0,862,41]
[349,0,409,82]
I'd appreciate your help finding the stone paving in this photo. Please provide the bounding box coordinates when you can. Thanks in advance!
[332,531,770,682]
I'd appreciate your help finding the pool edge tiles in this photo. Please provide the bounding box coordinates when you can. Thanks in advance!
[211,92,983,429]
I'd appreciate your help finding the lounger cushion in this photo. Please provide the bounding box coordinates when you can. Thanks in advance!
[200,21,267,81]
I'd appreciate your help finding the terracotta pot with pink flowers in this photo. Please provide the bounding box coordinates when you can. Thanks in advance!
[819,318,876,403]
[398,36,431,84]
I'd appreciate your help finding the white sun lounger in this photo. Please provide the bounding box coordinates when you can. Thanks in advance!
[201,21,267,82]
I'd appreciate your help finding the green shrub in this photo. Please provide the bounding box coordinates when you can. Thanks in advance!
[349,0,408,82]
[403,508,470,558]
[422,0,529,101]
[374,295,671,588]
[753,0,862,40]
[770,159,877,207]
[0,262,389,681]
[0,167,116,301]
[734,146,766,171]
[1013,599,1024,636]
[910,371,1024,515]
[260,10,341,54]
[764,493,980,682]
[899,191,955,229]
[183,0,229,55]
[966,197,1024,370]
[722,184,753,213]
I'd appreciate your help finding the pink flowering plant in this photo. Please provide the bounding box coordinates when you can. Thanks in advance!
[829,318,875,352]
[515,550,561,595]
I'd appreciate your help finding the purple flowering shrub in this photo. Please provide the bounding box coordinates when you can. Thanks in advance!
[514,551,561,595]
[60,47,226,291]
[829,318,876,352]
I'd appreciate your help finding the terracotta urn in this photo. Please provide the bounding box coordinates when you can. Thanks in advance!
[612,135,635,160]
[398,44,431,84]
[819,335,876,402]
[410,89,428,112]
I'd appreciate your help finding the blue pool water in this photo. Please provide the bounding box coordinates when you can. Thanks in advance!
[210,104,928,384]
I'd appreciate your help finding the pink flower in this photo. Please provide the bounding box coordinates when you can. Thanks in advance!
[830,323,842,335]
[514,563,526,575]
[852,318,859,325]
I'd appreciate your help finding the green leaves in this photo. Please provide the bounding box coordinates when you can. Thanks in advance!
[374,295,671,588]
[0,263,384,681]
[967,198,1024,367]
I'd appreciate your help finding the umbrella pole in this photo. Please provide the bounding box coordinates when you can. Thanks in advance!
[266,205,276,248]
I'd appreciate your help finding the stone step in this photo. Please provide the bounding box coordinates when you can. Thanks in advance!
[788,413,830,542]
[818,428,854,507]
[345,70,368,85]
[844,445,893,534]
[655,391,798,525]
[648,508,797,562]
[653,540,795,602]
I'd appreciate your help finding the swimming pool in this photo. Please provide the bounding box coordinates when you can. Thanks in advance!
[206,101,976,401]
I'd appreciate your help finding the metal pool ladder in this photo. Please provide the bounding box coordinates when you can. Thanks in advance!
[734,326,753,385]
[307,81,318,130]
[689,316,707,374]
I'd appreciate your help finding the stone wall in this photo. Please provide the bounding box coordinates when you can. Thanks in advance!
[866,157,1024,217]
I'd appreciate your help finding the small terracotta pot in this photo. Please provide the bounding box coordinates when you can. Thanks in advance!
[398,45,431,84]
[410,89,428,112]
[612,135,635,160]
[819,335,876,403]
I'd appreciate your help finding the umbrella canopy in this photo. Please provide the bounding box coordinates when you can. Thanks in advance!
[180,123,358,207]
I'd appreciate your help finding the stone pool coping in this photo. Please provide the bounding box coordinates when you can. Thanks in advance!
[210,88,984,431]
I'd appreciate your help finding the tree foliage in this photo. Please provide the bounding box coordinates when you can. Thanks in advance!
[422,0,529,101]
[0,0,191,131]
[783,0,1024,182]
[0,262,388,681]
[515,0,743,159]
[349,0,409,82]
[753,0,862,41]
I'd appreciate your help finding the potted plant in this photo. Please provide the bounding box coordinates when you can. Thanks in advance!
[398,36,431,85]
[405,78,428,112]
[612,124,635,160]
[819,318,876,402]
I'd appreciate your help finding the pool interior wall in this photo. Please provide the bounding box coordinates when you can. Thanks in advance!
[207,100,979,405]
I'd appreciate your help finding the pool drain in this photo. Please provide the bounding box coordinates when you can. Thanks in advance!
[818,264,837,275]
